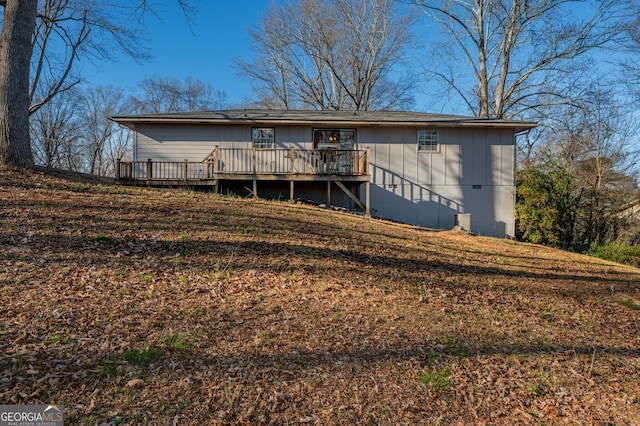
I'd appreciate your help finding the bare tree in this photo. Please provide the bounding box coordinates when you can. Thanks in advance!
[30,75,225,177]
[237,0,416,111]
[103,126,132,175]
[30,87,83,169]
[80,85,127,176]
[32,84,133,176]
[29,0,197,115]
[540,83,639,246]
[29,0,89,116]
[0,0,194,168]
[413,0,630,119]
[621,2,640,100]
[129,76,228,114]
[569,90,638,245]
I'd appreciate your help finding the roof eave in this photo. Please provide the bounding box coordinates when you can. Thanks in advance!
[110,116,537,131]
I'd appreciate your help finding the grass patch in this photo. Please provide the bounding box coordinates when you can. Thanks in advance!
[420,368,452,391]
[259,330,272,340]
[526,383,546,396]
[449,343,469,360]
[99,361,118,378]
[94,234,114,246]
[617,298,640,310]
[45,334,64,344]
[80,413,104,425]
[122,347,163,365]
[140,273,153,283]
[12,353,24,367]
[175,400,191,411]
[164,334,195,353]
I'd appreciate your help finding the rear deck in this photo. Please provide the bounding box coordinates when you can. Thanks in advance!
[116,147,371,214]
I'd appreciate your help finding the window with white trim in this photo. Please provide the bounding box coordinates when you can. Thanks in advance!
[252,127,275,148]
[418,129,439,152]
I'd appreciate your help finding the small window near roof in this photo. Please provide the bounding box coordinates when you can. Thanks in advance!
[417,130,439,152]
[252,127,275,149]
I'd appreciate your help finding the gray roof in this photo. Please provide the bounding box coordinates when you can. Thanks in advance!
[111,109,537,131]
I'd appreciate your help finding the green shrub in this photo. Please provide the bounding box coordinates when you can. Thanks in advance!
[588,241,640,268]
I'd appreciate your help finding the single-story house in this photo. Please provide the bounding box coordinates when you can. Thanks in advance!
[110,109,536,237]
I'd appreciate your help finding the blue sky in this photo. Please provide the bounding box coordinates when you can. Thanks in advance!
[84,1,273,106]
[80,1,609,114]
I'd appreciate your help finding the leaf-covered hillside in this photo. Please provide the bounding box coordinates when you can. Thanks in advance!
[1,167,639,425]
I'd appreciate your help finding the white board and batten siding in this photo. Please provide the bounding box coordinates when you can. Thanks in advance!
[135,124,250,162]
[133,122,517,238]
[358,127,517,237]
[134,124,314,162]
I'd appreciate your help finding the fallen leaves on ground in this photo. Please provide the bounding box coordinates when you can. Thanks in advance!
[0,167,639,425]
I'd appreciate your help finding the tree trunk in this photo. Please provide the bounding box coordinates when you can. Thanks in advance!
[0,0,37,167]
[475,1,489,118]
[494,0,519,120]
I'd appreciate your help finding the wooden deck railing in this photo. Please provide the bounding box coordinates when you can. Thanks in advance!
[116,148,370,182]
[115,159,212,182]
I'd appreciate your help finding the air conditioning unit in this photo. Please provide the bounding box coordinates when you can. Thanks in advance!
[454,213,472,232]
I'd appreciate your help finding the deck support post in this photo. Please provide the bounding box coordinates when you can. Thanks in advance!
[366,148,370,174]
[183,159,188,182]
[289,147,295,174]
[213,146,219,174]
[251,147,257,173]
[253,179,257,198]
[365,180,371,217]
[327,181,331,207]
[290,180,294,201]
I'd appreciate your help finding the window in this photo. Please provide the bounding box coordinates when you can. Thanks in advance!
[313,129,355,149]
[418,130,439,152]
[252,127,275,149]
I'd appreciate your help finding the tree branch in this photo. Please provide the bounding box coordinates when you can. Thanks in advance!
[239,0,414,110]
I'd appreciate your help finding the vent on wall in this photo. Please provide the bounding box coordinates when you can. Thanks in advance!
[472,184,482,189]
